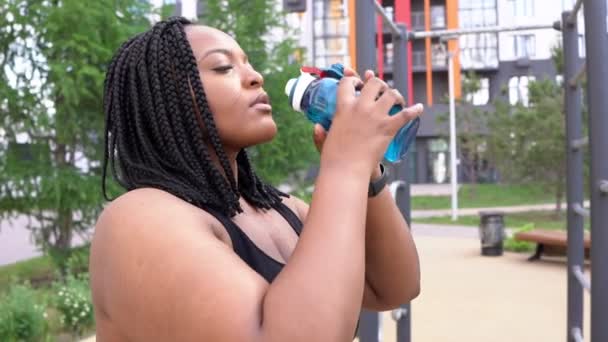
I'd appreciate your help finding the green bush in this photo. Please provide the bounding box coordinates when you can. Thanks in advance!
[49,244,91,276]
[65,246,90,276]
[53,273,94,337]
[0,282,48,341]
[504,223,536,252]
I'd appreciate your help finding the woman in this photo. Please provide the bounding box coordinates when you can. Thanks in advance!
[90,16,422,341]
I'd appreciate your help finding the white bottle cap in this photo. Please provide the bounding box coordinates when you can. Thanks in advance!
[285,72,317,112]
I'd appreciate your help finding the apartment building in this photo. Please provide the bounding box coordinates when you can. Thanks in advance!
[402,0,582,183]
[190,0,581,184]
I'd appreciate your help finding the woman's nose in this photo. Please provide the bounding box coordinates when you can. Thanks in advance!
[245,67,264,88]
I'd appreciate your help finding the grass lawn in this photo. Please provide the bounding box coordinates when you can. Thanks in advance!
[411,183,559,210]
[0,254,58,292]
[0,244,89,292]
[414,210,590,231]
[0,246,95,341]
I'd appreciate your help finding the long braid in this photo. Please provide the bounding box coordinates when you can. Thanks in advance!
[159,31,228,206]
[171,24,240,196]
[102,17,285,217]
[237,149,285,208]
[102,36,141,200]
[163,27,239,211]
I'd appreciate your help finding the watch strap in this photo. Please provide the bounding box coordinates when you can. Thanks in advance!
[368,164,388,197]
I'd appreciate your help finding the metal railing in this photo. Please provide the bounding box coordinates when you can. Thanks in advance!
[354,0,608,341]
[560,0,608,340]
[358,3,412,341]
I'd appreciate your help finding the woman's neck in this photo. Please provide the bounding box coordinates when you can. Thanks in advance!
[207,145,239,186]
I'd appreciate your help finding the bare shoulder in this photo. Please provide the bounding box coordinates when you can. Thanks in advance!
[90,188,268,341]
[280,193,310,221]
[95,187,211,229]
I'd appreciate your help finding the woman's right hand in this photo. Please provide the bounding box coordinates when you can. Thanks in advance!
[320,73,424,177]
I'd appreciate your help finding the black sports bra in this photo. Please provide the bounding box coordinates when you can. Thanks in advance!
[205,200,359,339]
[205,201,303,283]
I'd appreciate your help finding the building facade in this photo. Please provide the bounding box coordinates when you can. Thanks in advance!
[188,0,581,184]
[303,0,580,184]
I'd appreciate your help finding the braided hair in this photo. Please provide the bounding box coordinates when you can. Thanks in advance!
[101,16,285,217]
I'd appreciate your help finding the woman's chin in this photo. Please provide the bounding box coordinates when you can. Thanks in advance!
[257,122,278,143]
[244,121,278,146]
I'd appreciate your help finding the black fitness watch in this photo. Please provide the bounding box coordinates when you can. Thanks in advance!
[368,164,388,197]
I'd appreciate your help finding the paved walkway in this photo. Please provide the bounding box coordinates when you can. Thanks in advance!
[79,224,590,342]
[369,235,591,342]
[411,201,590,219]
[0,201,554,267]
[410,184,457,197]
[0,215,88,266]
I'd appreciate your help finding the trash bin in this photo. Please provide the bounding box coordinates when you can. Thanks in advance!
[478,211,505,256]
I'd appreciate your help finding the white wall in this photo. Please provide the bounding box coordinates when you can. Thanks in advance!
[286,0,314,63]
[180,0,198,19]
[497,0,585,61]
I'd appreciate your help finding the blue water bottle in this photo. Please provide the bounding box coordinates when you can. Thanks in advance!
[284,63,420,163]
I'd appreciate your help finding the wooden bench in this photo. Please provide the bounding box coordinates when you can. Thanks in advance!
[514,229,590,261]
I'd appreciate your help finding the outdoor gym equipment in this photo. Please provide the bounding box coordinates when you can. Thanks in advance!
[355,0,607,341]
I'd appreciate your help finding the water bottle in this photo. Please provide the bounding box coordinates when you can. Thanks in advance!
[284,63,420,163]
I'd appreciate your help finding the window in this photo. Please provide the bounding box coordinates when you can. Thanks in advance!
[465,77,490,105]
[508,75,536,106]
[430,6,446,28]
[459,0,498,69]
[509,0,534,17]
[428,139,449,184]
[513,34,536,58]
[431,43,447,67]
[312,0,350,67]
[460,0,497,28]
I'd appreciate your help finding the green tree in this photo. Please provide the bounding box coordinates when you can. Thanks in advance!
[200,0,318,185]
[0,0,151,266]
[438,71,491,195]
[487,46,568,213]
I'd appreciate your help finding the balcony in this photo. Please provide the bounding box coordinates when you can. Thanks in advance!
[411,6,446,32]
[411,45,448,72]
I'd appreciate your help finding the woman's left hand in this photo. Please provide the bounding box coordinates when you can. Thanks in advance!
[312,67,377,153]
[313,66,362,152]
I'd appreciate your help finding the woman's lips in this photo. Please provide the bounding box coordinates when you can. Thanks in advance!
[250,93,272,112]
[252,103,272,111]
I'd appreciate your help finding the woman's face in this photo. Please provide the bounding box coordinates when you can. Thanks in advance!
[185,26,277,152]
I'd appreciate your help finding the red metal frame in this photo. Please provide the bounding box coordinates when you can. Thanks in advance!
[377,1,385,80]
[394,0,414,105]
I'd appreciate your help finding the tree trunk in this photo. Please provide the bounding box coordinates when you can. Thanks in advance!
[555,180,564,218]
[53,142,71,252]
[55,208,73,251]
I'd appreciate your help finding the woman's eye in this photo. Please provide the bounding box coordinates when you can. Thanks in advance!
[213,65,233,73]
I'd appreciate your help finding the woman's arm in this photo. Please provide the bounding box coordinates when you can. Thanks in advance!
[91,76,412,342]
[362,165,421,309]
[289,165,421,312]
[91,165,368,341]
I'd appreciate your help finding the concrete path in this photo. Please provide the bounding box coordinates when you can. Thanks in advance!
[370,235,591,342]
[411,201,590,219]
[410,184,457,197]
[0,215,89,266]
[79,227,590,342]
[413,223,482,239]
[1,198,584,266]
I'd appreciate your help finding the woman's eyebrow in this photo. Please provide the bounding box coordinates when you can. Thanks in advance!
[198,48,233,62]
[198,48,248,63]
